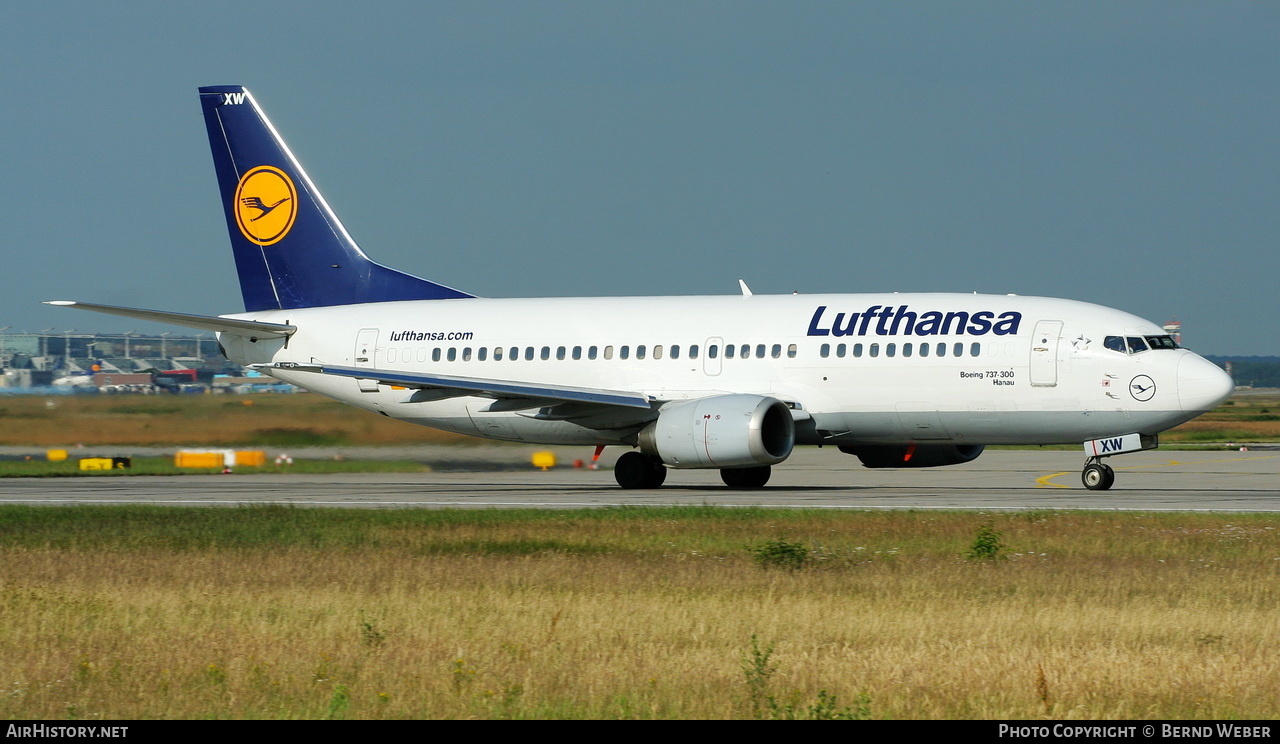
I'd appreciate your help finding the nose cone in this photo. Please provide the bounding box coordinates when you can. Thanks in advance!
[1178,354,1233,413]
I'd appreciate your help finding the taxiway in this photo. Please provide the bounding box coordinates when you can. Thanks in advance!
[0,449,1276,511]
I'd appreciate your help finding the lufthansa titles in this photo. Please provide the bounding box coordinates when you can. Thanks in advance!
[807,305,1022,338]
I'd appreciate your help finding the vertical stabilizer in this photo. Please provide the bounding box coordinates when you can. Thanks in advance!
[199,86,473,311]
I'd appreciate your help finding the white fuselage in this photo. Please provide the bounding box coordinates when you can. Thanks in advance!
[217,291,1231,450]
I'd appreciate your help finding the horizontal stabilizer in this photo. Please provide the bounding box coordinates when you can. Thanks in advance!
[44,301,296,338]
[256,362,653,410]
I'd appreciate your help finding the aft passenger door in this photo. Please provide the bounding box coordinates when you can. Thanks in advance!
[1029,320,1062,387]
[354,328,380,392]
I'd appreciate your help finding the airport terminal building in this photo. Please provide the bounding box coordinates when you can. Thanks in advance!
[0,331,289,394]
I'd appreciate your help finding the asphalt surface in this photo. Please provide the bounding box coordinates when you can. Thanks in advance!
[0,447,1276,511]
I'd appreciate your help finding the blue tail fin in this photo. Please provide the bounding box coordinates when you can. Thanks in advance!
[199,86,473,311]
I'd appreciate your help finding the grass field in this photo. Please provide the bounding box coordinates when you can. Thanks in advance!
[1161,393,1280,444]
[0,394,474,448]
[0,391,1275,451]
[0,506,1277,720]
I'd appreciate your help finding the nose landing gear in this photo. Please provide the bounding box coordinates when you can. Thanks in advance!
[1079,433,1158,490]
[1081,459,1116,490]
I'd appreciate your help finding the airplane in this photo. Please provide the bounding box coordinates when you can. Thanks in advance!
[48,85,1235,491]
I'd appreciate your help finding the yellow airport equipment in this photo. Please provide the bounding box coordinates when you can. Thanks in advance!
[46,449,68,462]
[234,450,267,467]
[78,458,114,471]
[175,451,224,468]
[531,451,557,471]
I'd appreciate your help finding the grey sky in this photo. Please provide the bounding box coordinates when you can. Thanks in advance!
[4,2,1277,356]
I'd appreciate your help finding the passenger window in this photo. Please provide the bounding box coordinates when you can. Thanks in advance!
[853,343,863,358]
[903,343,912,358]
[920,343,929,358]
[637,345,647,360]
[689,345,699,359]
[572,346,582,360]
[510,346,519,361]
[540,346,550,361]
[970,342,980,357]
[788,344,797,359]
[524,347,534,361]
[953,343,963,357]
[771,344,782,359]
[755,344,766,359]
[556,346,566,360]
[477,347,486,362]
[432,348,441,362]
[671,345,680,359]
[447,348,457,362]
[620,346,630,360]
[588,346,598,360]
[462,347,472,361]
[740,344,750,358]
[820,343,830,358]
[886,343,896,357]
[604,345,614,360]
[493,347,503,361]
[653,345,663,360]
[836,343,846,358]
[869,343,880,358]
[416,348,427,363]
[708,345,718,359]
[725,344,735,359]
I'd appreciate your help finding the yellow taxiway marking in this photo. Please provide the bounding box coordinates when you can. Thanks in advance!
[1035,472,1072,489]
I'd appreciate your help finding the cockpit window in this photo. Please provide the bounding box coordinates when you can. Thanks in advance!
[1104,334,1178,354]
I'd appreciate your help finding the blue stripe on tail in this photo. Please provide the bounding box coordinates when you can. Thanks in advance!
[199,86,473,311]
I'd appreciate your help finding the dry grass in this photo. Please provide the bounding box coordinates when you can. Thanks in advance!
[0,507,1277,719]
[0,394,474,447]
[1162,394,1280,443]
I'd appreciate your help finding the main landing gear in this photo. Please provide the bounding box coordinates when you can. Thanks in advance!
[614,452,667,489]
[1081,458,1116,491]
[612,453,774,489]
[720,466,772,489]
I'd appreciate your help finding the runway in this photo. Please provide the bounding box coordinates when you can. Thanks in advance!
[0,449,1277,511]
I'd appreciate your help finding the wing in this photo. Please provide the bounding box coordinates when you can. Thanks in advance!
[255,361,653,411]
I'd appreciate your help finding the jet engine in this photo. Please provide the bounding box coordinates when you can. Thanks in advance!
[838,443,985,468]
[638,394,795,468]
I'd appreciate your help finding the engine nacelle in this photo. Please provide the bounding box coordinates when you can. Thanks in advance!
[638,394,795,468]
[838,443,985,469]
